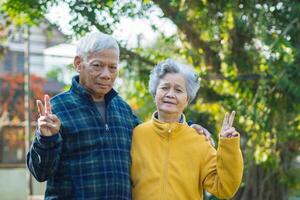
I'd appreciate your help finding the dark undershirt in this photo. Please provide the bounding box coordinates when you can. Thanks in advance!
[95,101,106,123]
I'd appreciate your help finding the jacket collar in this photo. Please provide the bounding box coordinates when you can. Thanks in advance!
[151,111,188,139]
[70,75,118,104]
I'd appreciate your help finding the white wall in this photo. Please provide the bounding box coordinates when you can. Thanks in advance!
[43,43,76,84]
[0,169,45,200]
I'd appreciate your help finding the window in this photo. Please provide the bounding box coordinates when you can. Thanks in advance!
[0,126,25,164]
[0,51,24,73]
[0,124,36,167]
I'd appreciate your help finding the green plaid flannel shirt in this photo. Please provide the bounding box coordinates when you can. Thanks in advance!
[27,76,140,200]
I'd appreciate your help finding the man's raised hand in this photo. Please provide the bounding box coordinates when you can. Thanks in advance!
[37,94,61,136]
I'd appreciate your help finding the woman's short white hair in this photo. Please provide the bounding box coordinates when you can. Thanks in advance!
[149,59,200,103]
[76,31,119,60]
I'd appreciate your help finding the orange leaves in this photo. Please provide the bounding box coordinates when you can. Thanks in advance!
[3,127,24,148]
[0,73,46,122]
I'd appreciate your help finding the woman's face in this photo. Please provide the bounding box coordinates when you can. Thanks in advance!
[155,73,189,118]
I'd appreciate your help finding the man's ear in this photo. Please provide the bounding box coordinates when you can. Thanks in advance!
[74,56,82,73]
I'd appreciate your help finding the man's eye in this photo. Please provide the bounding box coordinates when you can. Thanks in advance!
[176,88,183,93]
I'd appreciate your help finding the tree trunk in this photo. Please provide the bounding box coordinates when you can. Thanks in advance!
[234,163,289,200]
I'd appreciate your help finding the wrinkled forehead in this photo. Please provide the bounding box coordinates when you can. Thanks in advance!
[85,49,119,63]
[158,73,187,87]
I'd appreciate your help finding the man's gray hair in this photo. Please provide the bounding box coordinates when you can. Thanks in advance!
[76,31,119,60]
[149,59,200,103]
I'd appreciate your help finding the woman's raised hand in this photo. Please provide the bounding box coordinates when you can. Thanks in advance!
[220,111,238,138]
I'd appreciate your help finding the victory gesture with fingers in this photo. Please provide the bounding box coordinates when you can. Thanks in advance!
[37,94,61,136]
[220,111,238,138]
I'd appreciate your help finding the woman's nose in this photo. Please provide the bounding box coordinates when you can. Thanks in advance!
[165,90,175,98]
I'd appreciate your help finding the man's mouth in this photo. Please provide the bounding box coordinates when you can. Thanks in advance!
[96,83,110,87]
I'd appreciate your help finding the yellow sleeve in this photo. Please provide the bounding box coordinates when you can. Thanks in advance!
[200,135,243,199]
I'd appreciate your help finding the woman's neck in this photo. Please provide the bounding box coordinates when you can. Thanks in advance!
[157,111,181,123]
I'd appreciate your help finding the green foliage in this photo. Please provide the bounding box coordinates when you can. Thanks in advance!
[2,0,300,199]
[46,67,63,82]
[0,0,57,25]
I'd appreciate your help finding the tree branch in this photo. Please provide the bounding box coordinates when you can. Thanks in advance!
[152,0,221,71]
[120,47,156,66]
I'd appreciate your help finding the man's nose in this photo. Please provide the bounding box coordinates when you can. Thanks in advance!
[99,67,111,79]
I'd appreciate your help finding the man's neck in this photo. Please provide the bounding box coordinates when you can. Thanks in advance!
[81,85,105,101]
[92,95,105,102]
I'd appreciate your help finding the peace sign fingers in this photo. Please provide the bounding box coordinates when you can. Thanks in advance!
[36,94,52,116]
[36,94,61,136]
[220,111,236,138]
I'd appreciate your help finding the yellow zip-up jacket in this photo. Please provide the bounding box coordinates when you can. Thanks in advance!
[131,114,243,200]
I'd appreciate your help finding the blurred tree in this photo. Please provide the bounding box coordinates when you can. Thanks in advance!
[1,0,300,199]
[0,73,46,122]
[46,67,63,82]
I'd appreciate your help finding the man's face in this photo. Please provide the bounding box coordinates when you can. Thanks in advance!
[75,49,119,101]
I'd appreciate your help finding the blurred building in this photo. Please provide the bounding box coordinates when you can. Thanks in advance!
[0,19,74,200]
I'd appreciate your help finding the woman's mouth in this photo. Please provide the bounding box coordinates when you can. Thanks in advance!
[163,101,176,105]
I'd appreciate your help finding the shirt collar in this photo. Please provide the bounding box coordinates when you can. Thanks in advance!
[151,111,188,139]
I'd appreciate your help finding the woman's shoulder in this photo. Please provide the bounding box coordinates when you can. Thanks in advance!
[132,121,155,143]
[133,121,152,132]
[183,125,211,144]
[179,126,215,158]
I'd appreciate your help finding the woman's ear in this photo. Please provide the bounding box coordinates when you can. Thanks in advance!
[184,97,189,108]
[74,56,82,73]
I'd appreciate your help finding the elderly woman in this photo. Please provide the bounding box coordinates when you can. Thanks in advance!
[131,59,243,200]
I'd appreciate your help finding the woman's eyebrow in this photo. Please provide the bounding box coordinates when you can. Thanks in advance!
[159,82,170,85]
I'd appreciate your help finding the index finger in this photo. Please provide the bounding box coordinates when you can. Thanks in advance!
[221,112,229,131]
[44,94,52,115]
[228,111,236,128]
[36,100,45,116]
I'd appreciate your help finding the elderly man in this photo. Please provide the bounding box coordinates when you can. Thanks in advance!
[27,32,212,199]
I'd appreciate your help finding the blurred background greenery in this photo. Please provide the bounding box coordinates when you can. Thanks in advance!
[0,0,300,200]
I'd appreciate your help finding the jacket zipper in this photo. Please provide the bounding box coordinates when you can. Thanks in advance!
[104,103,109,132]
[162,128,171,200]
[92,101,110,133]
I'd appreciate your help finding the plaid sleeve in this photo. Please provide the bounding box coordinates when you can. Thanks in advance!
[27,129,63,182]
[132,111,141,127]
